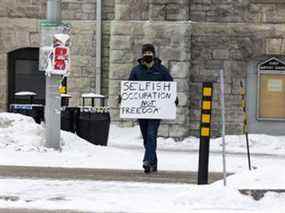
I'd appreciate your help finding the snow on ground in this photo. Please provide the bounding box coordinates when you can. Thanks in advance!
[0,113,285,173]
[215,165,285,189]
[110,125,285,156]
[0,178,285,213]
[1,112,285,212]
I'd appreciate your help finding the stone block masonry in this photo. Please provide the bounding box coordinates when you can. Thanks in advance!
[109,21,191,138]
[1,0,115,20]
[115,0,190,21]
[1,0,285,137]
[0,18,112,111]
[191,22,285,136]
[190,0,285,23]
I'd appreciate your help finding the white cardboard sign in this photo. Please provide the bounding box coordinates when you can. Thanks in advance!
[120,81,177,119]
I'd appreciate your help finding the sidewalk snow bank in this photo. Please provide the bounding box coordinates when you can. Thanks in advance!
[1,113,285,212]
[0,177,285,213]
[0,113,45,152]
[0,112,285,176]
[110,125,285,156]
[214,165,285,189]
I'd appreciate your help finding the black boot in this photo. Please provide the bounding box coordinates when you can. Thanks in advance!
[150,164,157,173]
[143,161,151,174]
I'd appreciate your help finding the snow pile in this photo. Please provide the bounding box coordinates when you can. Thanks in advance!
[0,112,98,153]
[0,112,285,175]
[109,122,285,156]
[157,135,285,155]
[0,178,285,213]
[214,165,285,189]
[111,128,285,156]
[1,112,285,156]
[212,135,285,155]
[0,112,285,212]
[0,113,46,152]
[0,112,141,170]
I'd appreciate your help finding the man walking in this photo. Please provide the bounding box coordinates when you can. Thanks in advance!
[128,44,176,174]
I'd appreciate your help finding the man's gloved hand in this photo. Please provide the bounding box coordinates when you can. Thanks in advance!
[118,95,122,104]
[175,97,179,106]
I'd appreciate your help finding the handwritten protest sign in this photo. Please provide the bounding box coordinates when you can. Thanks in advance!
[120,81,177,119]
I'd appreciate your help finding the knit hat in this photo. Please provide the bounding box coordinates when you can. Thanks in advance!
[142,43,155,55]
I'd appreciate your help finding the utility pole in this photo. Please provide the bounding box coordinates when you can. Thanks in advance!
[45,0,62,150]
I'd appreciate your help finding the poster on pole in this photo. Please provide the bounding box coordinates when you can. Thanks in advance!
[49,34,70,75]
[39,20,72,72]
[120,81,177,119]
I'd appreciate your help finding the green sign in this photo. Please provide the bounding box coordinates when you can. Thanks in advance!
[40,20,62,28]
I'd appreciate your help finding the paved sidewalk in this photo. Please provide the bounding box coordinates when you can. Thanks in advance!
[0,166,228,213]
[0,165,226,184]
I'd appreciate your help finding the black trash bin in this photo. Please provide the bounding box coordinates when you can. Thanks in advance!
[61,107,80,133]
[61,94,71,108]
[9,91,44,124]
[60,94,78,133]
[76,93,110,146]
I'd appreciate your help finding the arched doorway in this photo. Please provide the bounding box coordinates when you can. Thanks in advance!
[8,48,45,106]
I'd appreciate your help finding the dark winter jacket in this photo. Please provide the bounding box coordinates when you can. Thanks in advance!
[128,58,173,81]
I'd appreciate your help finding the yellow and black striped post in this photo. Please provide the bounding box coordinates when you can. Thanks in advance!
[198,82,213,185]
[240,80,252,170]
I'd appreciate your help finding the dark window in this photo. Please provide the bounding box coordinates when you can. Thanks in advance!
[8,48,45,106]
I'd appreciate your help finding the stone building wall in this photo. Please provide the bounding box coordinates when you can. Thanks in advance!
[108,0,193,138]
[115,0,190,21]
[67,21,111,106]
[0,0,115,111]
[0,19,112,110]
[189,0,285,135]
[1,0,285,137]
[0,18,40,111]
[190,22,285,136]
[190,0,285,23]
[109,0,285,137]
[0,0,115,20]
[108,21,191,138]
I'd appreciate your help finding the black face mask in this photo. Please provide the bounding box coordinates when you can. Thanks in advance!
[143,55,154,63]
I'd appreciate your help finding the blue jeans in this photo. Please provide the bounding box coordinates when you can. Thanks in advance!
[138,119,160,166]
